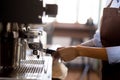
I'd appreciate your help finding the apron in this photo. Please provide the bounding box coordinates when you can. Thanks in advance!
[100,0,120,80]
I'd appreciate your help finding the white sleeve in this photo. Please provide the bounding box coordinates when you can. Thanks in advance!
[93,29,102,47]
[103,0,120,63]
[93,28,120,64]
[106,46,120,64]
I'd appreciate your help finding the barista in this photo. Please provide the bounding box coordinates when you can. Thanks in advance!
[53,0,120,80]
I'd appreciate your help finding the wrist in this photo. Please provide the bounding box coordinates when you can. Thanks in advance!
[75,46,83,56]
[72,46,80,57]
[70,46,79,57]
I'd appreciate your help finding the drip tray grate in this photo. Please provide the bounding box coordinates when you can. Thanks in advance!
[0,60,49,80]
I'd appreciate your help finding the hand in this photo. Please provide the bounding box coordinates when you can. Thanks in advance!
[53,47,79,62]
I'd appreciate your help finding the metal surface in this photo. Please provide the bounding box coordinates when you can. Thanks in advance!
[0,56,52,80]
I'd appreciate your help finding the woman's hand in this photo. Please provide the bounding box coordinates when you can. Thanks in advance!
[53,47,79,62]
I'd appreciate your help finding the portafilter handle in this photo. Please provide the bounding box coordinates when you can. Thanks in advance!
[43,48,56,54]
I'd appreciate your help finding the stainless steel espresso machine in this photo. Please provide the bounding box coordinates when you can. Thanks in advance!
[0,0,57,79]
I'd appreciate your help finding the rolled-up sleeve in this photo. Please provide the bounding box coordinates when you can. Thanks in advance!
[93,29,120,64]
[106,46,120,64]
[103,0,120,64]
[91,0,120,64]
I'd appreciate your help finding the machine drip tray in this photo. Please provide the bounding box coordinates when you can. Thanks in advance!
[0,56,52,80]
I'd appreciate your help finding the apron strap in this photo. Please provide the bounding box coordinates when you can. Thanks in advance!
[107,0,113,8]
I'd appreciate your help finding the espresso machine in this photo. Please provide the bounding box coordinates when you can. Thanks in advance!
[0,0,57,79]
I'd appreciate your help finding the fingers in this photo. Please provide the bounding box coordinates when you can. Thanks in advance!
[52,51,60,61]
[52,47,77,62]
[57,47,65,50]
[52,47,65,62]
[52,47,64,58]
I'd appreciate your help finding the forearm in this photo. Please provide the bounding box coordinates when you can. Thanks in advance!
[76,46,108,61]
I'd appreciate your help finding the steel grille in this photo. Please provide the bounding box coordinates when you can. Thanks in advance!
[0,59,51,80]
[13,60,45,79]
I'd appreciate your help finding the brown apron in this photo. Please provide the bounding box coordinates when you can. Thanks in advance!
[100,0,120,80]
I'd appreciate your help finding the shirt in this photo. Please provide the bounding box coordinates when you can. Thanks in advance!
[93,0,120,64]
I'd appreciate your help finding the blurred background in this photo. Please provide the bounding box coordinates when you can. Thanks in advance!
[42,0,107,80]
[0,0,109,80]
